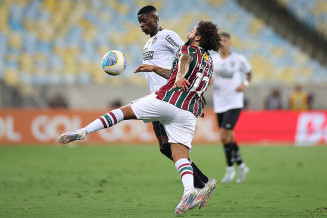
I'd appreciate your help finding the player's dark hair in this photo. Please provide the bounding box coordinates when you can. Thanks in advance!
[221,32,230,39]
[138,5,157,15]
[196,21,222,52]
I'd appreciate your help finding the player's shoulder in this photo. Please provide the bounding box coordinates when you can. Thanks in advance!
[162,29,180,37]
[161,29,183,48]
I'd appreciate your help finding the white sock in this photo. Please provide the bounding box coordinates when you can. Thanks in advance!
[84,109,124,133]
[175,158,194,193]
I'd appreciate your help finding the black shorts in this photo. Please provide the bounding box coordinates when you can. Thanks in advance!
[152,121,167,138]
[217,108,242,130]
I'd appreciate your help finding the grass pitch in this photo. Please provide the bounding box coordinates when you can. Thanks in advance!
[0,145,326,217]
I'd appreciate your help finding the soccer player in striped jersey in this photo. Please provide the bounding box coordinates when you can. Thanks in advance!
[58,21,222,215]
[211,32,252,183]
[136,5,215,204]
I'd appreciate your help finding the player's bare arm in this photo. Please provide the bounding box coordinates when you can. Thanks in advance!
[236,71,252,92]
[134,64,171,79]
[173,54,192,91]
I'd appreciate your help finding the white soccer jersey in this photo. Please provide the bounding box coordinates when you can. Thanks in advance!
[142,29,184,93]
[212,52,252,113]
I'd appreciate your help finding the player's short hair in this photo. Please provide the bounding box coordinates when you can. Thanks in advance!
[221,32,230,39]
[138,5,157,15]
[196,21,222,52]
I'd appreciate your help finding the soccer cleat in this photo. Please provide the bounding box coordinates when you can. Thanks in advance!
[236,166,249,183]
[199,178,217,209]
[189,185,210,210]
[221,167,236,183]
[58,129,88,144]
[174,188,198,215]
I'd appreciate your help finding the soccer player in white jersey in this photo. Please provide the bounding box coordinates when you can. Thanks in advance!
[58,21,222,214]
[211,32,252,183]
[136,5,216,198]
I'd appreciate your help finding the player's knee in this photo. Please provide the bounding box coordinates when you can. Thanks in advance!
[220,129,233,144]
[220,133,230,144]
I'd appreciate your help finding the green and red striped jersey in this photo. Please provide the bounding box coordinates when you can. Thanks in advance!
[155,45,213,117]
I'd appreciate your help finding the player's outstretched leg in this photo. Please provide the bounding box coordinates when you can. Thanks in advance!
[58,108,125,144]
[58,129,88,144]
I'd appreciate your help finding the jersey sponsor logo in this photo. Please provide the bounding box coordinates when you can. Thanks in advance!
[143,51,154,61]
[165,35,180,49]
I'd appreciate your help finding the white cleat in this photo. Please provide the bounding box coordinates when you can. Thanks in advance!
[221,167,236,183]
[236,166,249,183]
[189,185,210,210]
[58,129,88,144]
[175,188,198,215]
[199,178,217,209]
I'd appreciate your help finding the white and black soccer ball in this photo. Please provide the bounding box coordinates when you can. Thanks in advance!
[101,50,126,76]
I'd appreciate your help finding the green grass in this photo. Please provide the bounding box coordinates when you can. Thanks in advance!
[0,145,326,217]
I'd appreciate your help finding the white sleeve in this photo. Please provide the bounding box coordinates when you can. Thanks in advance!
[239,55,252,74]
[164,30,184,53]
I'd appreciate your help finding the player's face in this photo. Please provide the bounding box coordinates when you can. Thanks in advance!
[185,25,198,45]
[221,36,231,52]
[138,13,157,36]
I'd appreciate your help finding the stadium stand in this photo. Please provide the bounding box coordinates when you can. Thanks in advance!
[0,0,326,108]
[277,0,327,40]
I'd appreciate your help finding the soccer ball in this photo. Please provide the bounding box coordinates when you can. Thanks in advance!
[101,50,126,76]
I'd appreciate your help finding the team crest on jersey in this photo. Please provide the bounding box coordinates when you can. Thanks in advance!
[203,53,209,61]
[230,61,235,67]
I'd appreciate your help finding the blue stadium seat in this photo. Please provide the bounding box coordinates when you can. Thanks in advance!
[0,0,326,86]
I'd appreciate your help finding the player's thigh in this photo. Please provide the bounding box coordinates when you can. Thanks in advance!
[216,112,224,128]
[131,93,172,122]
[219,108,242,130]
[163,109,196,150]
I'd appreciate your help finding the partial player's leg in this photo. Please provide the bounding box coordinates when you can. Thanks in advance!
[58,104,136,144]
[217,112,236,183]
[225,110,249,183]
[152,121,209,190]
[217,109,249,183]
[171,143,198,215]
[152,121,173,160]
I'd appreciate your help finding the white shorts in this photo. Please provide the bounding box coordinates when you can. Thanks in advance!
[131,93,196,149]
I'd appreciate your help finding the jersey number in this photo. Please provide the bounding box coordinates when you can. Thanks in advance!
[190,72,210,96]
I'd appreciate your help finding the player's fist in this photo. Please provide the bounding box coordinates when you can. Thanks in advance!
[173,76,190,91]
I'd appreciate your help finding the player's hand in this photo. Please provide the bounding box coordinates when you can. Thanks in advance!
[172,76,190,91]
[134,64,155,73]
[236,84,246,92]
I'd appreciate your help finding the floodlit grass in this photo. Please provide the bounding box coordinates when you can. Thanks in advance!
[0,145,326,217]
